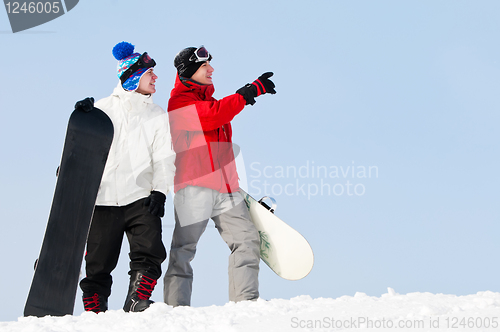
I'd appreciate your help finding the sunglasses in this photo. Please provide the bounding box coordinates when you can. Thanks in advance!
[189,46,211,63]
[120,52,156,84]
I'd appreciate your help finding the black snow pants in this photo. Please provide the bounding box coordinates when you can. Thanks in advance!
[79,198,166,297]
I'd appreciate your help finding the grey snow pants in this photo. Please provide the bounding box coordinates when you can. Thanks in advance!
[163,186,260,306]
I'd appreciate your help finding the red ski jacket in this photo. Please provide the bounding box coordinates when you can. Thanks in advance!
[167,75,246,193]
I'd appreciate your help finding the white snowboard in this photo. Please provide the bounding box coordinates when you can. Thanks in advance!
[240,189,314,280]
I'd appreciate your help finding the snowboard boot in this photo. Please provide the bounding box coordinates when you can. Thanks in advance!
[123,271,157,312]
[83,293,108,313]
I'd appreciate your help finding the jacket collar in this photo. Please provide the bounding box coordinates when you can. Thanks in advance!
[173,74,215,99]
[112,81,154,112]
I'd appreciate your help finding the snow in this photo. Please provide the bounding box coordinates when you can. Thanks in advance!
[2,289,499,332]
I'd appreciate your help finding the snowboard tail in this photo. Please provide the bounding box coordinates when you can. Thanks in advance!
[241,189,314,280]
[24,108,113,317]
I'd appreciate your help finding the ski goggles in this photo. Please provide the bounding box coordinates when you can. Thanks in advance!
[120,52,156,84]
[189,46,211,63]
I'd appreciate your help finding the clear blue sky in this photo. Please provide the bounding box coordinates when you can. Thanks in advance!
[1,0,499,322]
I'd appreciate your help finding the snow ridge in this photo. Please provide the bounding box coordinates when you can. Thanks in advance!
[2,290,499,332]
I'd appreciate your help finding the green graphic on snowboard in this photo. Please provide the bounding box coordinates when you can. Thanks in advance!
[259,231,271,259]
[244,194,272,261]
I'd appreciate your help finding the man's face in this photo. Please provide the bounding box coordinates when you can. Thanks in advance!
[191,61,214,85]
[136,69,157,95]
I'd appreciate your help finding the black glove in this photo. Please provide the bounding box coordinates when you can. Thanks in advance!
[236,72,276,105]
[74,97,95,112]
[144,191,166,217]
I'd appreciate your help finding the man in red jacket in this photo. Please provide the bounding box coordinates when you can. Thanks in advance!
[163,46,276,306]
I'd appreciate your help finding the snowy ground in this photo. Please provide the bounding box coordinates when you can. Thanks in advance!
[2,289,499,332]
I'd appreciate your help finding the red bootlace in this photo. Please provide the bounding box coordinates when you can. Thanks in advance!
[137,275,157,300]
[83,293,101,312]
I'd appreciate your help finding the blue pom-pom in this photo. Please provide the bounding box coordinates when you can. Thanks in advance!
[112,42,135,60]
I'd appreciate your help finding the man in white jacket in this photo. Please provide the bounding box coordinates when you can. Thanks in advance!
[76,42,175,313]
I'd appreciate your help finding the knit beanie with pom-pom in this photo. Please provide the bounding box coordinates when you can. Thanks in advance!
[112,41,156,91]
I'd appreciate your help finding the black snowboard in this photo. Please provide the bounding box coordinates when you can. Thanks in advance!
[24,107,114,317]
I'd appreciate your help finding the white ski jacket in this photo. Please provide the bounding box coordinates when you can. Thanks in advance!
[94,83,176,207]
